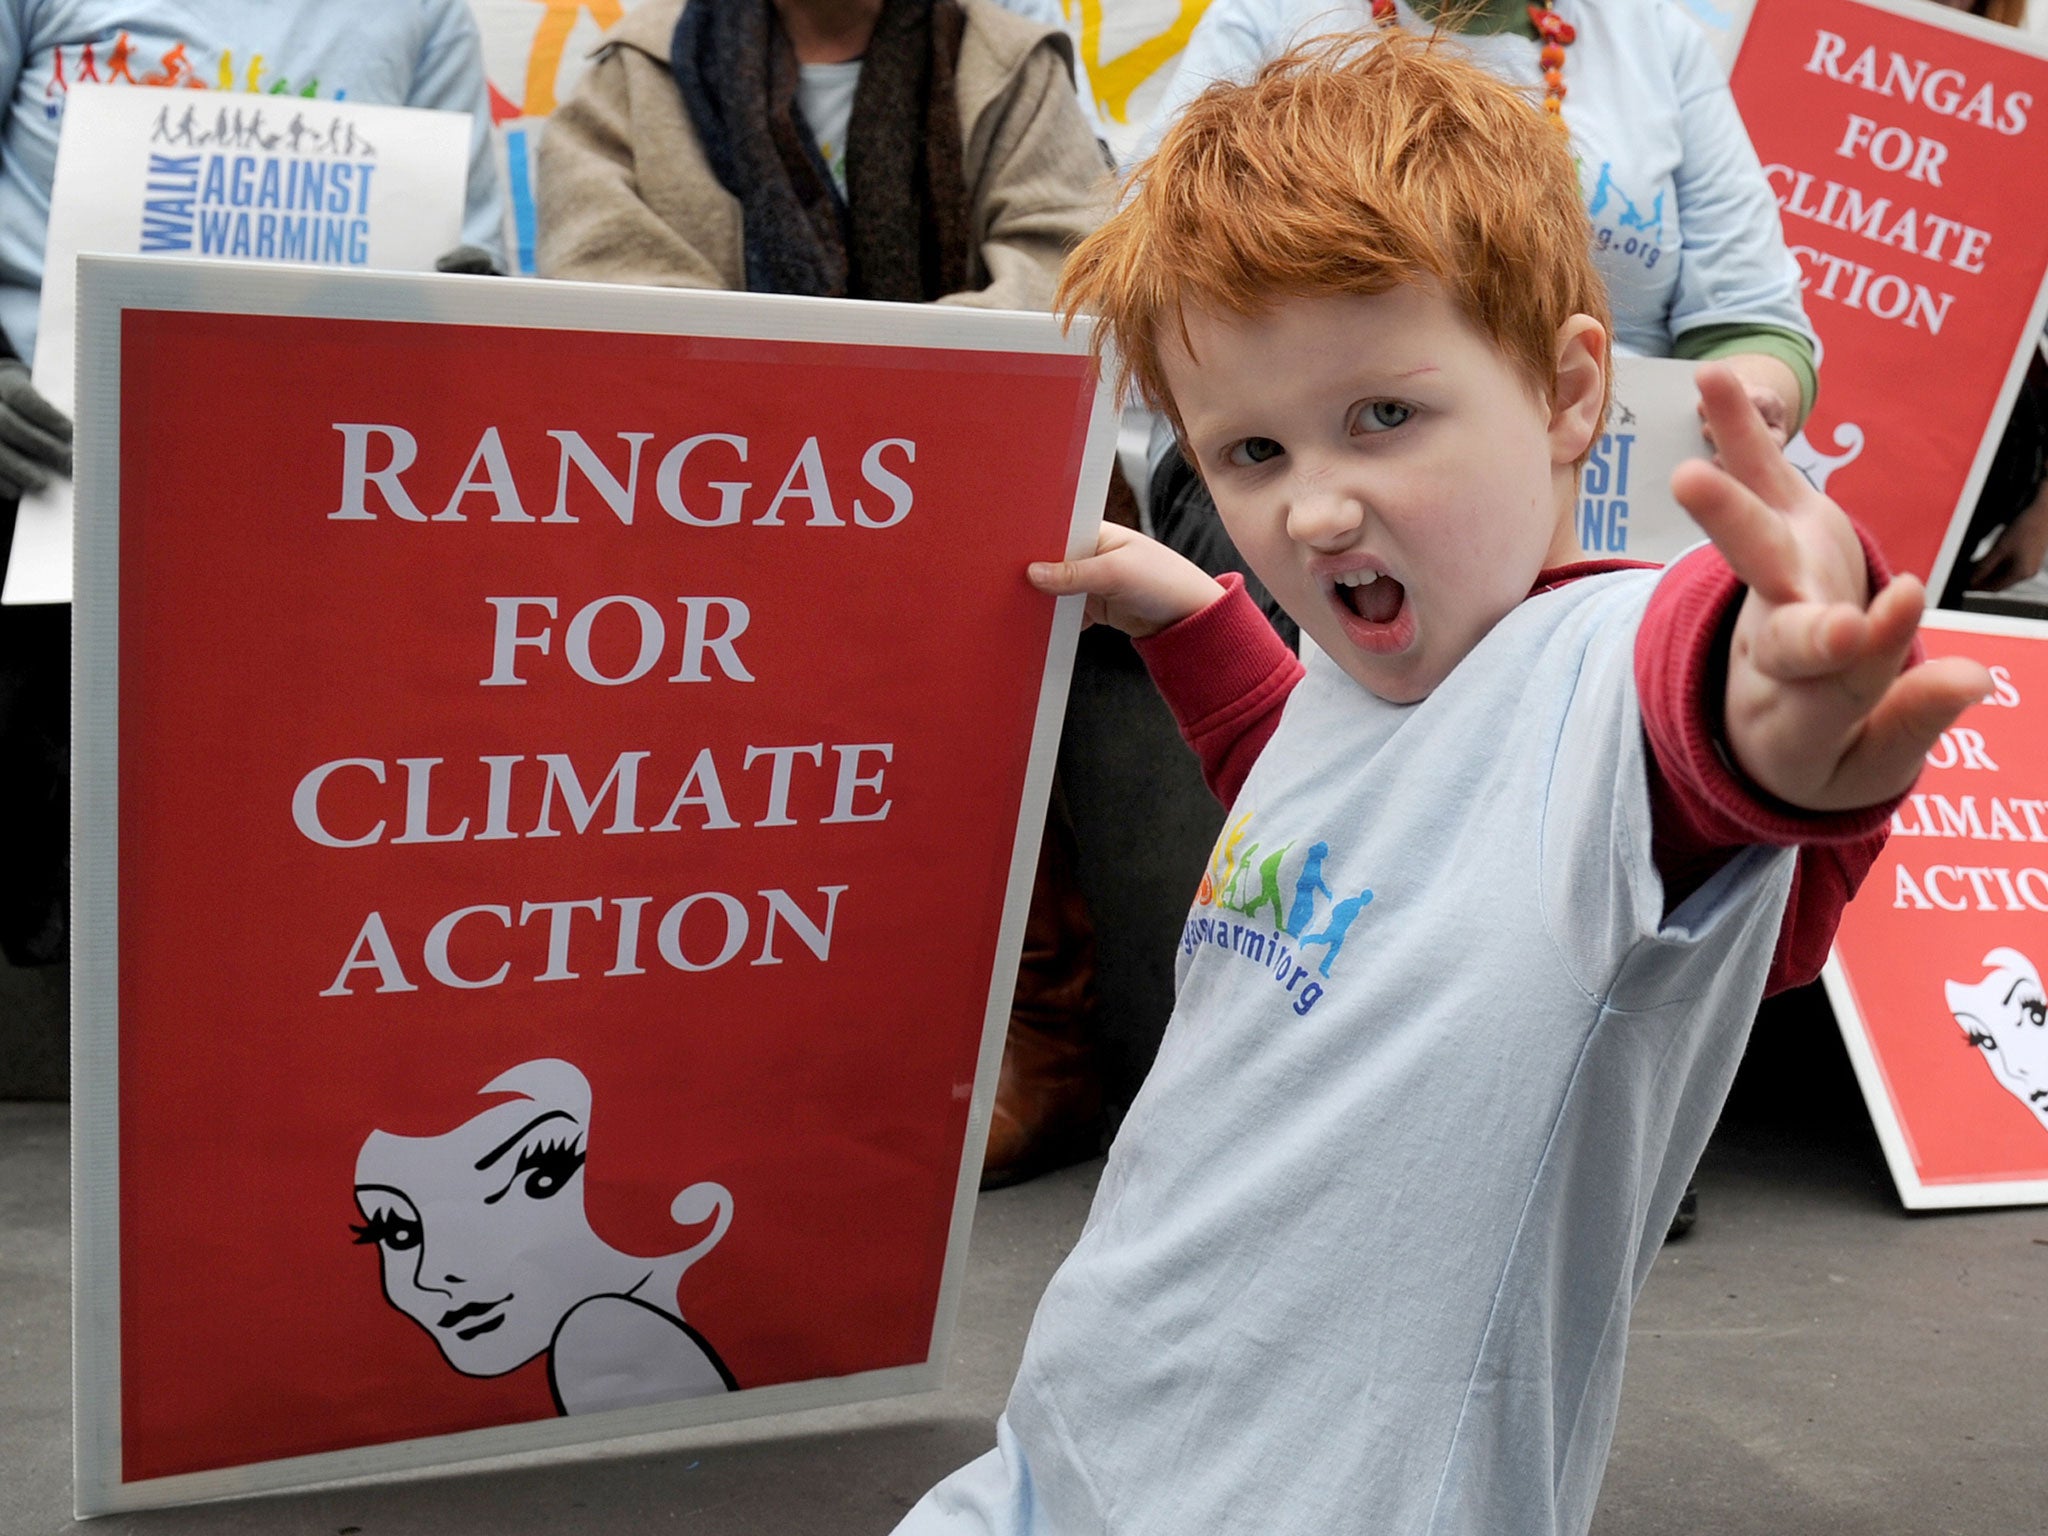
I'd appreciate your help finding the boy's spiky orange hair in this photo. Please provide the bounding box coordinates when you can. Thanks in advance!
[1058,30,1612,432]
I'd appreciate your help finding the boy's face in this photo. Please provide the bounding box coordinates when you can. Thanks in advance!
[1165,286,1586,704]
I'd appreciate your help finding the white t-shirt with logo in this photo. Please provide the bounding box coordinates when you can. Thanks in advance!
[798,59,862,197]
[896,569,1800,1536]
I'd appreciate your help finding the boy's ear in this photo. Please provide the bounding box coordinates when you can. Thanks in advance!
[1547,315,1608,464]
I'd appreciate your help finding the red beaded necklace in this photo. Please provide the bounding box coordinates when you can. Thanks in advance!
[1368,1,1577,131]
[1529,4,1577,127]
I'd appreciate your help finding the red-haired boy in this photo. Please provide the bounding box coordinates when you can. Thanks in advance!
[895,35,1987,1536]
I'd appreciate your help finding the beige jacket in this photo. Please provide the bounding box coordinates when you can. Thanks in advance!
[536,0,1109,310]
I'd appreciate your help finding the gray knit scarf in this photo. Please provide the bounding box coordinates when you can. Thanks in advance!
[671,0,970,301]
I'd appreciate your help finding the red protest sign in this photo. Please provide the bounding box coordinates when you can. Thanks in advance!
[1826,613,2048,1209]
[70,259,1113,1513]
[1732,0,2048,588]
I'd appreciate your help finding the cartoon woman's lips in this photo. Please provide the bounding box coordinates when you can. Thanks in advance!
[438,1296,513,1339]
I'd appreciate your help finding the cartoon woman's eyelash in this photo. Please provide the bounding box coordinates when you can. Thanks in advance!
[351,1207,420,1249]
[516,1133,584,1168]
[488,1134,587,1203]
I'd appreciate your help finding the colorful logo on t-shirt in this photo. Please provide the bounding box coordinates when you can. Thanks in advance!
[1586,162,1666,271]
[41,35,346,122]
[1180,811,1375,1016]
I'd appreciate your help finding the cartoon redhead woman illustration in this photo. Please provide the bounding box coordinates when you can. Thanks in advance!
[1945,948,2048,1133]
[352,1057,737,1415]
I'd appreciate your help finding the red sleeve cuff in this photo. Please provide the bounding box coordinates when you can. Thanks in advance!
[1135,573,1305,746]
[1133,574,1305,804]
[1638,521,1911,849]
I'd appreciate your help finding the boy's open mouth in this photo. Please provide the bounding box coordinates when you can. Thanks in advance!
[1334,567,1405,626]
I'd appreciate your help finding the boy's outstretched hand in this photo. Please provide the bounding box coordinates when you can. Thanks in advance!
[1028,522,1225,638]
[1673,363,1993,814]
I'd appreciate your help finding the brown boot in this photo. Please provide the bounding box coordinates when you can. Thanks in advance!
[982,799,1103,1189]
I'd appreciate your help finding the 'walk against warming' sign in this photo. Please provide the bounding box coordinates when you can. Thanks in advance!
[3,85,469,606]
[137,99,391,263]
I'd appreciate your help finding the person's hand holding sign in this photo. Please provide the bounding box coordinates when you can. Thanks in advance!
[1967,480,2048,593]
[1674,362,1994,813]
[0,358,71,499]
[1693,350,1799,453]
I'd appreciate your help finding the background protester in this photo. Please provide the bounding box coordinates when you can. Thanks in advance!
[1933,0,2028,25]
[536,0,1108,308]
[1129,0,1819,646]
[1946,346,2048,599]
[0,0,506,973]
[536,0,1112,1186]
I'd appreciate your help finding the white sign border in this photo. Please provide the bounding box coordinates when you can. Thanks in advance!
[70,254,1117,1516]
[1823,607,2048,1211]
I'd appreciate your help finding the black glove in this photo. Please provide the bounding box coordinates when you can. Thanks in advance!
[0,358,72,500]
[434,244,503,277]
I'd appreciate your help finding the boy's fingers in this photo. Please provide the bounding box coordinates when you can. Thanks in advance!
[1029,527,1133,593]
[1026,527,1223,640]
[1743,601,1866,681]
[1672,458,1805,605]
[1745,577,1935,740]
[1028,521,1140,586]
[1833,657,1995,802]
[1780,575,1923,681]
[1027,556,1112,596]
[1861,573,1928,655]
[1817,574,1939,714]
[1693,363,1808,509]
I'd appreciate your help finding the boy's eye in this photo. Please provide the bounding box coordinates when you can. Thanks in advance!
[1227,437,1284,466]
[1354,401,1412,434]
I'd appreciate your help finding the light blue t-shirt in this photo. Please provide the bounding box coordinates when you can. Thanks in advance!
[0,0,505,362]
[899,570,1798,1536]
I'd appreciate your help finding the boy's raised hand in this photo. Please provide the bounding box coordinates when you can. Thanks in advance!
[1028,523,1226,638]
[1672,363,1992,814]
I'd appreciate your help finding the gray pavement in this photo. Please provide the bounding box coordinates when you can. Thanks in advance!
[5,1007,2048,1536]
